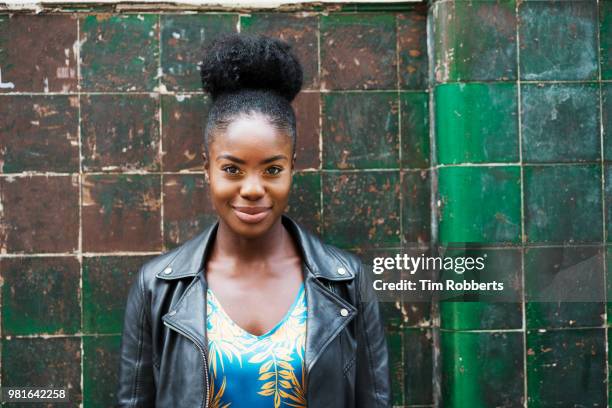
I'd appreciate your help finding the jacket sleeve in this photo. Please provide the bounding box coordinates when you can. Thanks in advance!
[355,262,392,408]
[116,266,156,407]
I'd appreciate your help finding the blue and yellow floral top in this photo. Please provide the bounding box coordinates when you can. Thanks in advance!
[205,283,308,408]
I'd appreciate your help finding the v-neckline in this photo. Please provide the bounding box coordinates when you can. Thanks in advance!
[207,282,305,340]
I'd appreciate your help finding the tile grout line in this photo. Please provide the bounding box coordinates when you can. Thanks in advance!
[515,2,528,407]
[317,15,324,238]
[76,14,85,408]
[158,14,165,252]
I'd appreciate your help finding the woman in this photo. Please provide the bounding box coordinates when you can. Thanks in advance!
[116,33,390,408]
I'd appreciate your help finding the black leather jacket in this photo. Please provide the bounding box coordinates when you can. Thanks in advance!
[116,215,391,407]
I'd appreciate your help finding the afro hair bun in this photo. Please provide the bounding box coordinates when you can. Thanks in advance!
[199,33,303,102]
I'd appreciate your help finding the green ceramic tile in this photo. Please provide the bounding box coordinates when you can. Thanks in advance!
[1,257,80,335]
[525,246,604,329]
[440,247,522,330]
[320,13,397,90]
[524,165,602,244]
[386,330,404,406]
[397,7,428,90]
[441,331,523,408]
[287,171,321,234]
[80,14,159,91]
[401,170,431,245]
[322,92,399,169]
[603,83,612,160]
[436,83,518,164]
[322,171,400,249]
[83,335,121,408]
[601,1,612,79]
[527,328,606,407]
[433,0,517,82]
[2,337,82,404]
[81,94,161,172]
[241,13,319,90]
[438,166,521,244]
[519,1,598,81]
[404,328,433,405]
[521,83,600,163]
[161,14,237,92]
[400,92,430,169]
[83,256,150,334]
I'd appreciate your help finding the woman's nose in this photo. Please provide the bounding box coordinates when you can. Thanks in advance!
[240,175,265,200]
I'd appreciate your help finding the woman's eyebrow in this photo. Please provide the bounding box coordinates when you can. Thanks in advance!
[215,154,288,164]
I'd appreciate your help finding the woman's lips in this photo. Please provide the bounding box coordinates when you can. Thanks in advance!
[231,206,272,224]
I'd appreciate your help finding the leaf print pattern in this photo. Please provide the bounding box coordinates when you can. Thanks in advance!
[206,284,308,407]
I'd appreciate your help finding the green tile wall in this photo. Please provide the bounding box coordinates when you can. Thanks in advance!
[1,0,609,406]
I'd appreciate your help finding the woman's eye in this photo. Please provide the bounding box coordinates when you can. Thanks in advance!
[266,166,282,176]
[222,165,241,175]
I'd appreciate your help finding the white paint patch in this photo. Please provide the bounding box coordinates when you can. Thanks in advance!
[172,32,181,39]
[0,68,15,89]
[43,77,49,93]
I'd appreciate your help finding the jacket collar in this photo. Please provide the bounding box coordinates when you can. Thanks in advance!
[155,215,356,282]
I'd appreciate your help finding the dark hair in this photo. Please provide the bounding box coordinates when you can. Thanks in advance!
[199,33,303,155]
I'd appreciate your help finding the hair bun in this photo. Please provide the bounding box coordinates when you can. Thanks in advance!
[199,33,303,102]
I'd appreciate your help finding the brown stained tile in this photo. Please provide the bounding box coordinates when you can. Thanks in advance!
[286,171,321,234]
[0,175,79,253]
[2,337,82,406]
[292,91,320,170]
[80,14,159,92]
[241,13,319,90]
[81,94,160,172]
[162,94,210,172]
[1,257,80,336]
[82,174,161,252]
[163,174,217,249]
[398,6,428,90]
[322,171,401,249]
[0,95,79,173]
[83,335,121,407]
[83,255,152,334]
[320,13,397,90]
[402,170,431,246]
[161,14,238,92]
[0,14,77,93]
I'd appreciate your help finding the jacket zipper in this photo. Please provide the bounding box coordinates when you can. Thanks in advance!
[163,321,210,408]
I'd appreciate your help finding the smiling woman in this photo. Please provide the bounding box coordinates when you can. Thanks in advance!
[116,33,391,408]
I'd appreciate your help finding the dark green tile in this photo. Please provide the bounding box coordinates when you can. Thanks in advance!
[401,170,431,245]
[604,166,612,243]
[163,174,217,249]
[525,246,604,329]
[603,83,612,160]
[286,171,321,234]
[433,0,517,82]
[241,13,318,90]
[440,247,522,330]
[527,328,606,407]
[80,14,159,91]
[438,166,521,244]
[81,94,160,172]
[521,83,600,163]
[83,335,121,408]
[607,246,612,325]
[386,330,404,406]
[601,1,612,79]
[0,95,79,173]
[161,14,237,92]
[2,337,82,405]
[322,92,399,169]
[400,92,430,169]
[0,14,78,93]
[162,94,211,172]
[404,328,433,405]
[82,174,162,252]
[436,83,518,164]
[397,7,428,90]
[524,165,602,244]
[322,171,400,249]
[519,1,598,81]
[2,257,80,335]
[320,13,397,90]
[83,256,151,334]
[441,331,523,408]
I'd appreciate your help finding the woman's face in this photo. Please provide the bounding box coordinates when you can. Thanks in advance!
[202,114,294,239]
